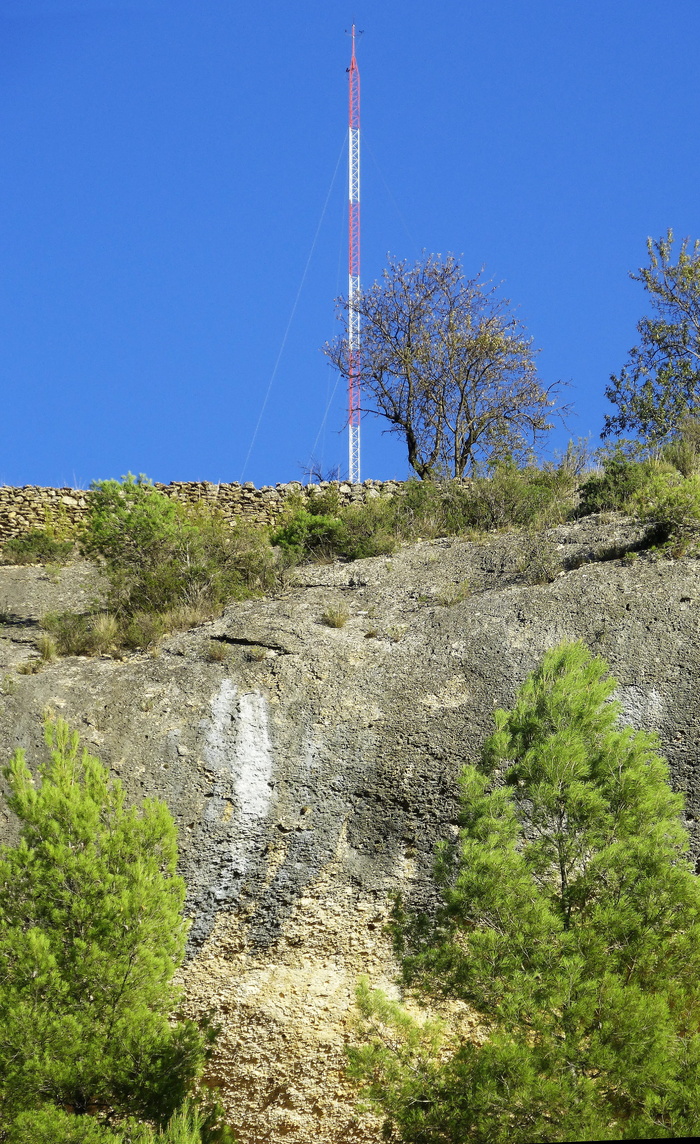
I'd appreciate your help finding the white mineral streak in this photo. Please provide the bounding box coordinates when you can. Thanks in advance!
[234,692,274,819]
[205,681,274,873]
[205,677,237,774]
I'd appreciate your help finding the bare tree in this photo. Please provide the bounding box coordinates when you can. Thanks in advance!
[298,457,342,483]
[324,254,564,478]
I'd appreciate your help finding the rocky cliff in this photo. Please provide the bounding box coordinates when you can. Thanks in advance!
[1,515,699,1142]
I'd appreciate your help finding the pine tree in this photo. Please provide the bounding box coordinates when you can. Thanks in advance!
[0,717,216,1140]
[350,643,700,1142]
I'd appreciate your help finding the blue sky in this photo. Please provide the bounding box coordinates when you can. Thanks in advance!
[1,0,699,488]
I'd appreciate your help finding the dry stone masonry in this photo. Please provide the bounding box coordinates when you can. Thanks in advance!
[0,480,404,542]
[0,486,89,542]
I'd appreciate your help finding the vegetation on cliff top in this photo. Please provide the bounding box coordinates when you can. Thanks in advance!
[2,429,700,668]
[5,229,700,661]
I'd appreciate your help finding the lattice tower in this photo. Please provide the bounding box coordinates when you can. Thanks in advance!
[347,25,361,484]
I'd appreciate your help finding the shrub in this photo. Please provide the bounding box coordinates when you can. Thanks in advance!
[120,612,166,650]
[206,640,229,663]
[660,415,700,477]
[461,464,572,531]
[90,613,120,655]
[390,467,574,539]
[161,602,219,633]
[662,438,698,477]
[216,517,277,597]
[272,467,576,569]
[304,485,342,517]
[373,478,480,539]
[271,465,578,568]
[578,448,656,514]
[39,600,230,661]
[7,1105,118,1143]
[517,536,562,584]
[81,476,277,617]
[41,612,98,657]
[272,495,399,563]
[436,579,471,606]
[43,562,63,584]
[631,470,700,538]
[0,674,18,696]
[336,500,397,559]
[40,610,162,658]
[390,479,452,536]
[271,510,347,561]
[7,1098,231,1143]
[1,530,74,566]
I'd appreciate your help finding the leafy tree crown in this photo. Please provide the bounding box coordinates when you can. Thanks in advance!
[604,230,700,445]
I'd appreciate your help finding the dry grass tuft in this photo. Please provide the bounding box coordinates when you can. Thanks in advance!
[322,605,350,628]
[206,640,229,663]
[36,633,58,663]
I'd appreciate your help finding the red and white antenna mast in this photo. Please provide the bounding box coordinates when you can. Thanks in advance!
[347,25,361,484]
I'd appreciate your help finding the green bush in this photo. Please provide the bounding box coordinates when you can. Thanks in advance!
[6,1097,232,1143]
[659,416,700,477]
[271,499,398,563]
[81,476,277,616]
[120,611,167,650]
[1,530,74,566]
[18,476,284,658]
[270,509,347,561]
[304,486,342,517]
[517,535,562,584]
[336,499,397,559]
[217,518,278,596]
[40,611,163,657]
[631,470,700,537]
[322,604,349,628]
[272,469,575,565]
[389,467,574,538]
[578,449,656,514]
[40,612,97,656]
[463,464,573,531]
[390,480,452,535]
[662,437,699,477]
[148,1101,212,1144]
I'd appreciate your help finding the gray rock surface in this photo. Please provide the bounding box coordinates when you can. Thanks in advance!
[0,516,698,1142]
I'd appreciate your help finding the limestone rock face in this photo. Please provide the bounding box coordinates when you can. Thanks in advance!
[1,517,699,1142]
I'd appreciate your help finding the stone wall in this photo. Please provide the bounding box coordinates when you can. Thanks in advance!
[154,479,403,527]
[0,486,90,543]
[0,480,404,543]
